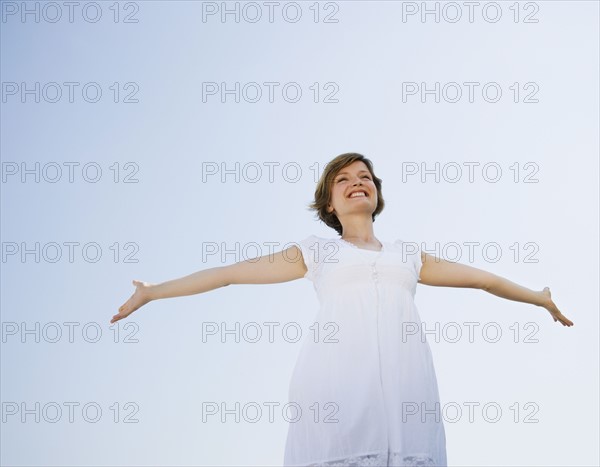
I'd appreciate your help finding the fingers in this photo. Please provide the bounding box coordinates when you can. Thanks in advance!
[556,313,573,327]
[561,315,574,327]
[113,282,139,324]
[548,306,574,327]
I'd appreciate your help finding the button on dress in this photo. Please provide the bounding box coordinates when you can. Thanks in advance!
[283,235,447,467]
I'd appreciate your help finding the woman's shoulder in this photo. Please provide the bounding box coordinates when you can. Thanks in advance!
[392,238,420,251]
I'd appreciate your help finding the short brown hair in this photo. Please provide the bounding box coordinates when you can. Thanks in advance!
[307,152,385,236]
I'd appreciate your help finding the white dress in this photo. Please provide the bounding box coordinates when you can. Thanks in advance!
[283,235,447,467]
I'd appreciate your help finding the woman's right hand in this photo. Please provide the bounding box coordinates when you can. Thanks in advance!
[111,279,154,324]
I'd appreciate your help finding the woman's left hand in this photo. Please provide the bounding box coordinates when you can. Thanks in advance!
[540,287,574,327]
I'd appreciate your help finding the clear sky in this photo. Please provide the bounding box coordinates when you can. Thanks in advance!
[1,1,598,466]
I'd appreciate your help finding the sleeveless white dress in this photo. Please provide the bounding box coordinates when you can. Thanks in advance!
[283,235,447,467]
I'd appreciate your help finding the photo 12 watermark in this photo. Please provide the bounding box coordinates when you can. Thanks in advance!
[2,401,140,423]
[1,2,140,24]
[399,2,540,24]
[2,162,140,184]
[1,242,140,264]
[200,2,340,24]
[1,321,141,344]
[2,82,140,103]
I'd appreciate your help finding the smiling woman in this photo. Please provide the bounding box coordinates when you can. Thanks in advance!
[113,151,573,467]
[307,153,385,239]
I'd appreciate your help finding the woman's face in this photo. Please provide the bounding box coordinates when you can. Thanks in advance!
[327,160,378,219]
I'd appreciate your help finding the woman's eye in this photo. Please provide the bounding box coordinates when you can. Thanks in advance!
[336,175,370,183]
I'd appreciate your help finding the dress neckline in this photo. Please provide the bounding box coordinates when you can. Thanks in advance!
[337,237,385,253]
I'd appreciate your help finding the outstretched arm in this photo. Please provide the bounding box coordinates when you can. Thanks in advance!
[111,245,307,324]
[418,252,573,327]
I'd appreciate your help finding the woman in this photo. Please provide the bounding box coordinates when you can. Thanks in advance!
[112,152,573,467]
